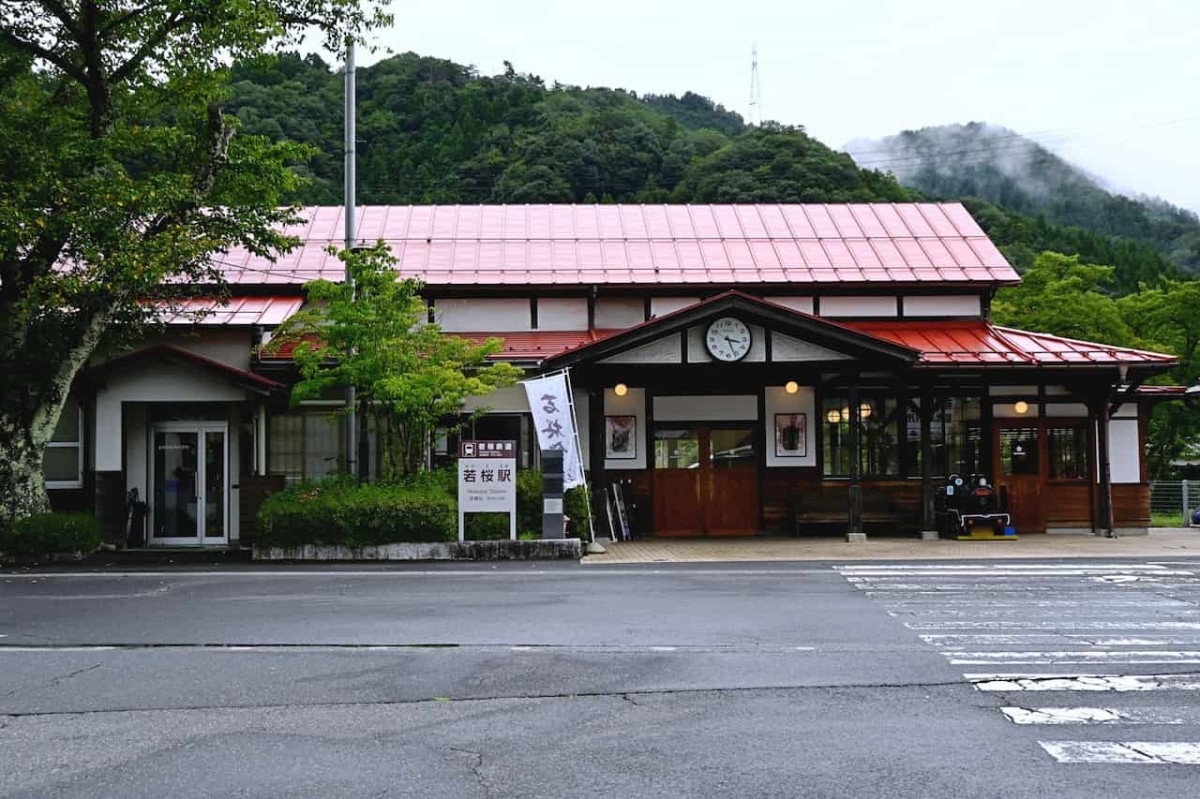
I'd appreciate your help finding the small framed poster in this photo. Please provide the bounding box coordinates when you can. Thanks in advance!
[774,413,807,458]
[605,415,637,460]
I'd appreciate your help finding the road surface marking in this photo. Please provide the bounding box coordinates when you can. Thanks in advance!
[1039,741,1200,764]
[1002,706,1197,725]
[946,650,1200,665]
[968,673,1200,692]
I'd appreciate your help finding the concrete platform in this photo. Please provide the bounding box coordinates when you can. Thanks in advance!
[582,528,1200,564]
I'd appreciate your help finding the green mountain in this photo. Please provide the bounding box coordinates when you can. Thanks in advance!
[227,52,909,207]
[845,123,1200,276]
[225,54,1182,292]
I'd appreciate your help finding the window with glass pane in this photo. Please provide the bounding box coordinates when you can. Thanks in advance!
[709,428,755,469]
[655,429,700,469]
[903,396,981,478]
[1000,428,1040,476]
[823,394,900,477]
[1048,426,1087,479]
[822,397,852,477]
[45,396,82,487]
[268,412,344,484]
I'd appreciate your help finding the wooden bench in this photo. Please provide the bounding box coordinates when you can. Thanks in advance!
[791,489,912,534]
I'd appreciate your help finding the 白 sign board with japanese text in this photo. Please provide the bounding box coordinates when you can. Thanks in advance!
[458,440,517,541]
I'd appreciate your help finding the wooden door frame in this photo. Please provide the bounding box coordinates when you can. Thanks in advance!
[993,418,1047,533]
[652,422,760,537]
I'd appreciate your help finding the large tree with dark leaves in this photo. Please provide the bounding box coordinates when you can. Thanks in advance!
[0,1,389,527]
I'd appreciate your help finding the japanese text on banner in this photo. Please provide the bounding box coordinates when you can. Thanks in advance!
[522,373,584,488]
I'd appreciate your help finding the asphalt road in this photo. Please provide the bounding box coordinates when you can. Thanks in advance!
[3,558,1200,798]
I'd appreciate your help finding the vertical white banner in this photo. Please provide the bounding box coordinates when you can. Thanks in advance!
[523,372,584,488]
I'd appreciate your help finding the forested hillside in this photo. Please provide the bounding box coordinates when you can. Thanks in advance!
[846,123,1200,276]
[227,52,910,207]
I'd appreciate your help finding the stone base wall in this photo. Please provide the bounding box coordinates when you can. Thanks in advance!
[253,539,582,561]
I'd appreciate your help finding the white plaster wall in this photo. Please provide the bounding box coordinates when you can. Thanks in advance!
[819,296,898,318]
[95,361,247,471]
[903,295,983,318]
[769,297,814,315]
[1108,418,1141,483]
[574,389,590,466]
[604,387,646,470]
[653,395,757,422]
[765,386,816,468]
[537,298,588,331]
[686,324,767,362]
[772,334,851,362]
[595,297,644,328]
[650,297,700,318]
[990,385,1041,419]
[1046,403,1088,418]
[461,386,531,414]
[161,330,255,369]
[600,337,682,364]
[125,404,148,502]
[436,298,531,332]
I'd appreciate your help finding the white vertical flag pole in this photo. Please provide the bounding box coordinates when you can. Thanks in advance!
[562,368,598,545]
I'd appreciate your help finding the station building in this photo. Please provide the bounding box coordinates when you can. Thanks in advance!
[49,203,1182,544]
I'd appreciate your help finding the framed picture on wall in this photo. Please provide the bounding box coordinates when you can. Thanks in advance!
[774,413,807,458]
[605,415,637,459]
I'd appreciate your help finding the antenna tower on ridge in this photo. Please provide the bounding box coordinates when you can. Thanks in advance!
[748,43,762,126]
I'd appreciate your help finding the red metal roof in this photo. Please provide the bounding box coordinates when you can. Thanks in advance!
[845,322,1177,367]
[156,296,303,326]
[257,330,621,362]
[217,203,1019,287]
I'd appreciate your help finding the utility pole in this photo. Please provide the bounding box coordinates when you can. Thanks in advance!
[748,43,762,127]
[344,39,358,480]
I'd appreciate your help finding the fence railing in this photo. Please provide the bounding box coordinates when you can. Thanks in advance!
[1149,480,1200,526]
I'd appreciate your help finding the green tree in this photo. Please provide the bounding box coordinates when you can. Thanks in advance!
[268,245,521,481]
[992,252,1134,345]
[0,1,390,528]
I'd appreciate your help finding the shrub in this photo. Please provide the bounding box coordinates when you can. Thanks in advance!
[0,513,104,558]
[257,479,456,548]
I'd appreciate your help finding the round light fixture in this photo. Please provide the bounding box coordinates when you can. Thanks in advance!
[1014,400,1029,415]
[784,380,799,395]
[826,409,842,424]
[614,383,628,397]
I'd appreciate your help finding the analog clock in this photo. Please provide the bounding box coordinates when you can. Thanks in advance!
[705,317,752,362]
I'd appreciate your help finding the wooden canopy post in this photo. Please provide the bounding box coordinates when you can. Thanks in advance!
[1094,395,1115,537]
[920,387,937,540]
[847,380,865,542]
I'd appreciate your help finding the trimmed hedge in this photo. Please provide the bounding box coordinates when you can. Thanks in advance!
[256,469,596,547]
[257,478,456,548]
[0,513,104,558]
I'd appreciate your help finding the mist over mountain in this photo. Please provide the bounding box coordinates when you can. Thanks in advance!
[845,123,1200,274]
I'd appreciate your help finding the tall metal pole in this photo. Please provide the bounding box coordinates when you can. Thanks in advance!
[344,40,358,479]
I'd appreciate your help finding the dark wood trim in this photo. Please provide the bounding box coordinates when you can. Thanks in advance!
[848,378,863,535]
[530,297,538,330]
[757,388,767,531]
[644,296,653,322]
[680,330,689,364]
[764,328,773,363]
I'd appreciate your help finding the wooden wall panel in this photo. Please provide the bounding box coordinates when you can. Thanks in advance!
[1113,483,1151,527]
[1045,483,1091,527]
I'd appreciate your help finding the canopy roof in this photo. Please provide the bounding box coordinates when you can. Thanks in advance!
[217,203,1020,288]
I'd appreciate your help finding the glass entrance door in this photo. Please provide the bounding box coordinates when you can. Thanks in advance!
[151,423,228,544]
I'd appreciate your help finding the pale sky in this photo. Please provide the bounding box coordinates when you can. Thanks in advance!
[349,0,1200,213]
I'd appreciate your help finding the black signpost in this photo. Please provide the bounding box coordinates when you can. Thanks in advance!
[541,449,565,539]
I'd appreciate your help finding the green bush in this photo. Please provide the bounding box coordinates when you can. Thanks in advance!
[564,483,594,538]
[0,513,104,558]
[257,479,456,548]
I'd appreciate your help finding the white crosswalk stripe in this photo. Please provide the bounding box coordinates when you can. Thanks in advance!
[837,560,1200,765]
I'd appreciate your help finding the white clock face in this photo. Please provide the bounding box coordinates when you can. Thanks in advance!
[705,317,752,362]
